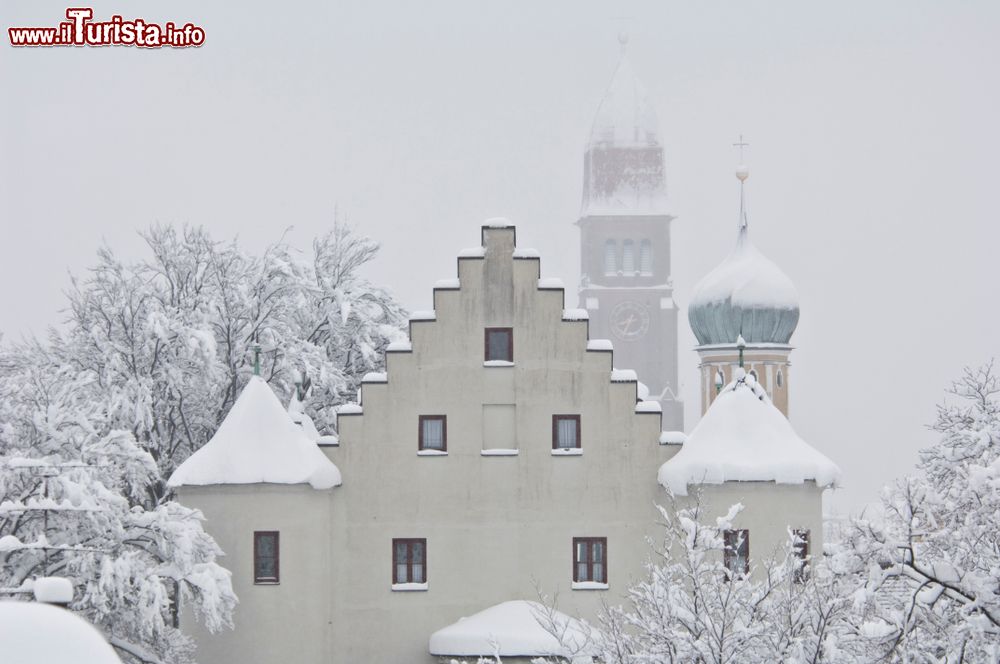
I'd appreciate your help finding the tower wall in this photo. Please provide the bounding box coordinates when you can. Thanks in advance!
[696,344,792,416]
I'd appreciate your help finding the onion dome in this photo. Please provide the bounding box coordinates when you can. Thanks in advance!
[688,164,799,346]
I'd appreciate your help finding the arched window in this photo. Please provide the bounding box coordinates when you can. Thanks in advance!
[603,240,617,276]
[776,370,784,388]
[622,240,635,274]
[639,240,653,275]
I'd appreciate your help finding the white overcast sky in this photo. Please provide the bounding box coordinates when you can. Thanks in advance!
[2,1,998,514]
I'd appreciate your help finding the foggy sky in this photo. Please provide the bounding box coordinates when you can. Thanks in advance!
[2,0,998,515]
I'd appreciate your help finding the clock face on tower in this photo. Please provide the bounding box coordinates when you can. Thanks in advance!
[610,300,650,341]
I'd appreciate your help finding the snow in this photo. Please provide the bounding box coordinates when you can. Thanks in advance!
[660,431,688,445]
[483,360,514,367]
[428,600,593,657]
[635,400,662,413]
[417,449,448,457]
[409,310,436,321]
[391,582,428,591]
[562,308,589,321]
[338,403,363,414]
[637,380,650,400]
[481,449,519,456]
[586,339,613,351]
[167,377,342,490]
[657,375,841,496]
[611,369,638,382]
[483,217,513,228]
[537,277,565,289]
[571,581,609,590]
[434,278,460,289]
[0,601,123,664]
[386,340,412,352]
[33,576,73,604]
[361,372,388,382]
[689,227,799,311]
[316,434,339,446]
[512,247,540,258]
[552,448,583,456]
[287,392,321,441]
[458,247,486,258]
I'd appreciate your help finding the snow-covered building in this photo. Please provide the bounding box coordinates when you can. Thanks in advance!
[170,210,839,662]
[577,34,684,430]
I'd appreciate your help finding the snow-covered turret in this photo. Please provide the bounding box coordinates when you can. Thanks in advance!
[689,157,799,416]
[168,376,342,490]
[658,370,840,495]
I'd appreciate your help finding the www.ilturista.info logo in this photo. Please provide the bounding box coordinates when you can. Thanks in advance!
[8,8,205,48]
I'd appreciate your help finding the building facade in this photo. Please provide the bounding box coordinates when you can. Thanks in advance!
[577,37,683,430]
[171,216,839,663]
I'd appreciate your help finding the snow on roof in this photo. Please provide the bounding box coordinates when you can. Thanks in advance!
[660,431,687,445]
[167,377,342,490]
[610,368,637,382]
[586,339,613,351]
[483,217,513,228]
[690,228,798,311]
[562,308,589,321]
[658,372,840,496]
[589,52,659,148]
[386,340,412,352]
[458,247,486,258]
[33,577,73,604]
[428,600,593,658]
[434,278,460,289]
[538,277,565,289]
[409,310,436,321]
[512,248,540,259]
[635,400,661,413]
[0,601,123,664]
[287,392,321,442]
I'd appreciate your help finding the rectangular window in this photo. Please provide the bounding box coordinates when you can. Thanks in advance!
[485,327,513,362]
[419,415,446,451]
[793,529,810,583]
[724,529,749,578]
[254,531,279,584]
[393,538,427,584]
[573,537,607,583]
[553,415,581,449]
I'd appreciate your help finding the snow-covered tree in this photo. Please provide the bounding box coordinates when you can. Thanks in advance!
[591,496,856,664]
[842,362,1000,662]
[0,346,236,664]
[58,221,406,488]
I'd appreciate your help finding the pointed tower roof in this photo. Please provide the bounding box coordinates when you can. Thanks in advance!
[588,33,660,147]
[657,372,840,495]
[168,377,342,490]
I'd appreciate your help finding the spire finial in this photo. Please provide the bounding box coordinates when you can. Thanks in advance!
[732,134,750,231]
[251,339,262,377]
[617,30,629,53]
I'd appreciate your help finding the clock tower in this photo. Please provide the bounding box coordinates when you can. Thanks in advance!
[577,35,683,430]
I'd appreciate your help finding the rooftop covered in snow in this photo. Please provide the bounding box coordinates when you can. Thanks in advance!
[428,600,593,659]
[167,376,342,490]
[658,371,840,496]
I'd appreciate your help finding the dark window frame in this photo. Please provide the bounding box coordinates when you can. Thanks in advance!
[723,529,750,578]
[392,538,428,585]
[484,327,514,362]
[572,537,608,584]
[793,529,810,583]
[552,414,581,450]
[253,531,280,584]
[418,415,447,452]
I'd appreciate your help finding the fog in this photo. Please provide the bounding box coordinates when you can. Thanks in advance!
[2,0,998,514]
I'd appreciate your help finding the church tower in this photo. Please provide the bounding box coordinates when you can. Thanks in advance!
[577,35,683,430]
[688,152,800,416]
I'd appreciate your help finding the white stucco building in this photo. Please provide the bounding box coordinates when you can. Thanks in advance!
[171,204,839,662]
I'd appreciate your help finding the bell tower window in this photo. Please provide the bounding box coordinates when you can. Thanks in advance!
[622,240,635,274]
[639,240,652,275]
[603,240,617,276]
